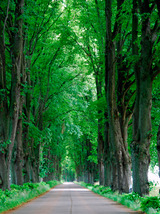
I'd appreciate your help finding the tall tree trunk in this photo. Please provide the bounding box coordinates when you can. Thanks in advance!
[157,124,160,177]
[0,3,10,190]
[105,0,130,193]
[131,0,141,194]
[95,74,104,185]
[15,53,26,185]
[23,155,30,183]
[0,0,24,189]
[0,154,7,189]
[97,120,104,185]
[7,0,24,188]
[11,157,16,184]
[104,113,111,187]
[116,27,133,193]
[15,102,24,185]
[131,0,152,196]
[23,69,32,183]
[105,3,121,190]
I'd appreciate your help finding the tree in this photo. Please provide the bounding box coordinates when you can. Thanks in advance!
[105,0,133,193]
[131,0,160,196]
[0,0,24,189]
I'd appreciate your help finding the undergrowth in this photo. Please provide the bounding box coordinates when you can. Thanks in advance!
[77,182,160,214]
[0,180,60,213]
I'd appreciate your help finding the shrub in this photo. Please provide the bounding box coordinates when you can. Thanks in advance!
[101,188,113,194]
[140,196,160,212]
[46,180,59,188]
[0,180,60,213]
[122,192,141,202]
[77,182,142,212]
[10,184,22,190]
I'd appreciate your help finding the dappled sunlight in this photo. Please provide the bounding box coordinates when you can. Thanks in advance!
[148,166,160,185]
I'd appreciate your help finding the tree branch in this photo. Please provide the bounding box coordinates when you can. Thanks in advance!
[3,0,10,46]
[152,69,160,81]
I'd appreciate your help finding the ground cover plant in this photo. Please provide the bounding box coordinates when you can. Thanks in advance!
[77,182,160,214]
[0,180,60,213]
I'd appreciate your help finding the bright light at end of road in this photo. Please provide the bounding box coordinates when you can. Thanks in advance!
[63,182,74,185]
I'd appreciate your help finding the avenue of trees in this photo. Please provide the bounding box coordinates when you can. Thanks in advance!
[0,0,160,196]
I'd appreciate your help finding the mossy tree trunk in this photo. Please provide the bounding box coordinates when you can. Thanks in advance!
[0,0,24,190]
[131,0,153,196]
[105,0,131,193]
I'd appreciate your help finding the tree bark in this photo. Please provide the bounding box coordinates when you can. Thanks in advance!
[0,2,10,190]
[0,153,7,190]
[7,0,24,189]
[0,0,24,189]
[23,155,30,183]
[23,66,32,183]
[95,74,104,185]
[131,0,152,196]
[104,113,111,187]
[15,103,24,185]
[105,0,131,193]
[157,124,160,177]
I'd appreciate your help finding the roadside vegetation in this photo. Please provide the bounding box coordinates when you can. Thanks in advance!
[77,182,160,214]
[0,180,60,213]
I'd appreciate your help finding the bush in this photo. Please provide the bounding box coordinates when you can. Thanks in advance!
[122,192,141,202]
[23,182,39,190]
[101,187,113,194]
[77,182,142,212]
[46,180,59,188]
[140,196,160,212]
[10,184,22,190]
[0,193,7,204]
[0,180,60,213]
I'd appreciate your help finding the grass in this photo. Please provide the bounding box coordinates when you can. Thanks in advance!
[76,182,160,214]
[0,180,61,213]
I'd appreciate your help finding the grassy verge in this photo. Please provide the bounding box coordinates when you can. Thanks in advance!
[0,180,61,213]
[76,182,160,214]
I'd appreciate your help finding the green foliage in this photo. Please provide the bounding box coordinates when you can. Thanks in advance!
[46,180,60,188]
[0,140,11,153]
[77,182,142,212]
[140,197,160,213]
[122,192,141,202]
[0,181,60,213]
[78,181,160,213]
[150,84,160,168]
[149,181,158,192]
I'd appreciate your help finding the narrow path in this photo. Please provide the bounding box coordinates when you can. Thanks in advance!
[8,183,140,214]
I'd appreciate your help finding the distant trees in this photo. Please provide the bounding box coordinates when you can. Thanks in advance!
[0,0,98,190]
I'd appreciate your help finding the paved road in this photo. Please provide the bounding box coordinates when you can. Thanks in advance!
[8,182,140,214]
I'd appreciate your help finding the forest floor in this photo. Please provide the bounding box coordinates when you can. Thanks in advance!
[4,182,141,214]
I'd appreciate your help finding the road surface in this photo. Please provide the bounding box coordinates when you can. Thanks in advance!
[7,182,141,214]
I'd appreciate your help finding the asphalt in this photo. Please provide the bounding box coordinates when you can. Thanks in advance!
[8,182,141,214]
